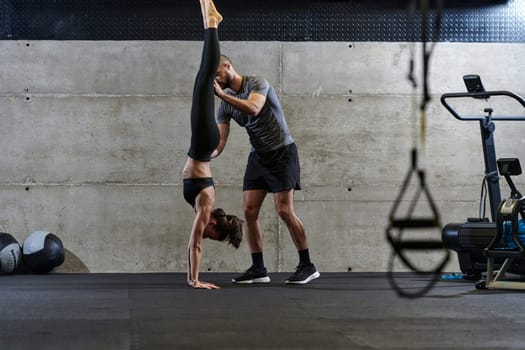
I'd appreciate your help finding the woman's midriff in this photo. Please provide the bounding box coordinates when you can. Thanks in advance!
[182,157,212,179]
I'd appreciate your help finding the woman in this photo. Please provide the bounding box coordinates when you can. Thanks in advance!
[182,0,243,289]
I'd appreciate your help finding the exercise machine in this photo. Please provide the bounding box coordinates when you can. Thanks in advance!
[440,75,525,280]
[475,158,525,289]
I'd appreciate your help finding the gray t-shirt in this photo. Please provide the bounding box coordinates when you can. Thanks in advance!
[216,76,294,153]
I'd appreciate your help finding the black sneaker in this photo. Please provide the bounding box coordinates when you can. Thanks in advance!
[232,266,271,284]
[286,264,320,284]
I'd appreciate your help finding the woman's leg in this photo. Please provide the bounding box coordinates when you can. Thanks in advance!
[188,1,222,161]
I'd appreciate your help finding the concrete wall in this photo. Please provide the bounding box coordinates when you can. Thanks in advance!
[0,40,524,273]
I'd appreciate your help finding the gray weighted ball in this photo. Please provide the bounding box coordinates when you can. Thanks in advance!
[23,231,65,274]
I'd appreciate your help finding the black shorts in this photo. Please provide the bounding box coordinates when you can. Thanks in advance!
[183,177,214,208]
[243,143,301,193]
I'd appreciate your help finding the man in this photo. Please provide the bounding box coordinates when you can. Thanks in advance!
[212,55,320,284]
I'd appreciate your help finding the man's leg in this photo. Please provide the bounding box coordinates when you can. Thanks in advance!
[274,190,320,284]
[243,189,267,253]
[274,189,307,250]
[232,189,270,283]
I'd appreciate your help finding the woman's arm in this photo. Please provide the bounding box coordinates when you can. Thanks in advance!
[187,187,220,289]
[210,123,230,159]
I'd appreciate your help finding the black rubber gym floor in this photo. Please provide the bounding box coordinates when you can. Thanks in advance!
[1,272,525,349]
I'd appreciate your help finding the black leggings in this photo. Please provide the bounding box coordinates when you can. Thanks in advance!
[187,28,220,162]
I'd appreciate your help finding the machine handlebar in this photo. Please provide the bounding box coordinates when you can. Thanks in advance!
[440,90,525,121]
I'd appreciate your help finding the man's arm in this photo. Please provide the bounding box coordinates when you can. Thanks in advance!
[210,122,230,159]
[214,80,266,117]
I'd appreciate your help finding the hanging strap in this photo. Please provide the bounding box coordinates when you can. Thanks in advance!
[385,149,450,298]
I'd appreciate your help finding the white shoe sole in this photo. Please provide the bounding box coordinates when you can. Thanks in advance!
[286,271,320,285]
[232,276,271,284]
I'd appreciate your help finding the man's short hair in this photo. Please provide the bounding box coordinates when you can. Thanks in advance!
[220,54,232,65]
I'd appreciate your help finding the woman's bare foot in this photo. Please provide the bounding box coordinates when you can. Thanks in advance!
[200,0,222,28]
[208,0,223,25]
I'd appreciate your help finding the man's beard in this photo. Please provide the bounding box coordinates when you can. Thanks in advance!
[220,73,233,89]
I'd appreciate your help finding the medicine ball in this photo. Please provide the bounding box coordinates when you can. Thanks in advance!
[23,231,65,274]
[0,232,22,274]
